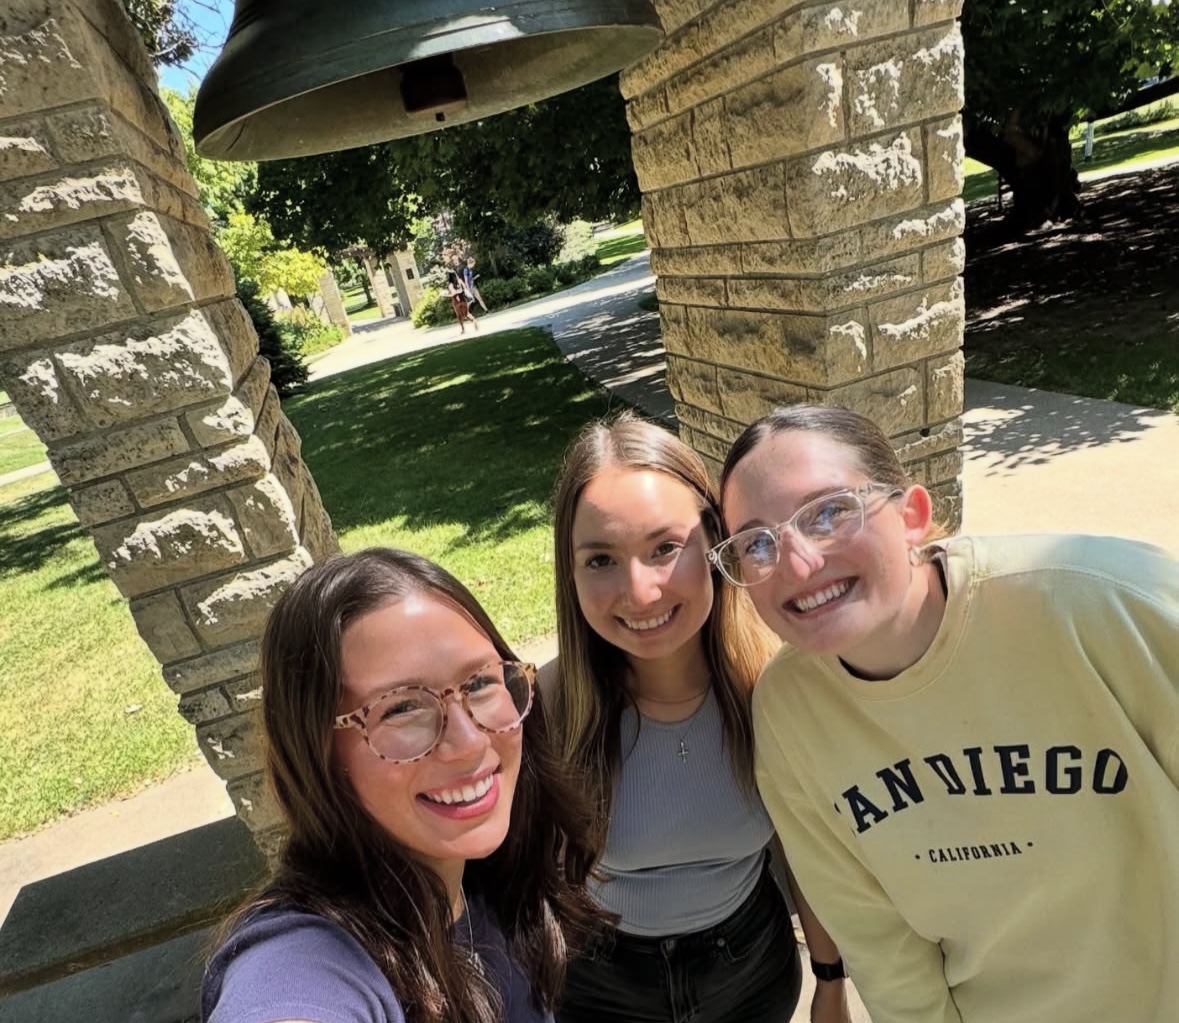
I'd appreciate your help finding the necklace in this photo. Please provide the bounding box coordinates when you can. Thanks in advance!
[674,706,704,762]
[632,685,710,705]
[459,885,483,973]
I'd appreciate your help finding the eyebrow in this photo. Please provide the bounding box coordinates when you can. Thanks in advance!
[574,524,689,552]
[361,656,498,699]
[731,484,856,534]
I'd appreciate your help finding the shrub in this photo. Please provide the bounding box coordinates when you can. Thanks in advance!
[411,287,456,328]
[478,278,512,308]
[237,279,308,396]
[554,261,581,286]
[275,307,345,358]
[578,253,601,274]
[556,220,597,263]
[524,265,557,295]
[502,277,529,302]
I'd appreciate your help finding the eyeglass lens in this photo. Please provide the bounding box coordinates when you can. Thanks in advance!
[365,662,531,761]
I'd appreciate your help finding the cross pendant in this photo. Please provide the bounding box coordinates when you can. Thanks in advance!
[677,740,689,762]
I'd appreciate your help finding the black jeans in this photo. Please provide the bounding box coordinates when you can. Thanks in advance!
[557,863,802,1023]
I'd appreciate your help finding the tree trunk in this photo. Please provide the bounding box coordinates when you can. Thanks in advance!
[965,113,1081,230]
[359,271,373,306]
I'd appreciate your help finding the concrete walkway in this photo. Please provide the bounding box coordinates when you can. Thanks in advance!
[3,252,1176,1022]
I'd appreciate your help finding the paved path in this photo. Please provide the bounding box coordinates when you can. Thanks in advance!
[5,252,1178,1023]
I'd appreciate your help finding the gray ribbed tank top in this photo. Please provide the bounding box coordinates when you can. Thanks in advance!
[590,688,773,936]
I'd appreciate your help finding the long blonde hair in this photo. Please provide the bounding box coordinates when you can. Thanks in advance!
[549,413,779,855]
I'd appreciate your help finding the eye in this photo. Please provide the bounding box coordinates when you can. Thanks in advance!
[652,540,683,561]
[797,495,858,536]
[739,530,778,564]
[583,553,614,570]
[376,692,434,724]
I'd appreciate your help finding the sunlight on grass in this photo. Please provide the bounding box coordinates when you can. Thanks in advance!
[0,424,47,476]
[0,473,200,839]
[596,219,648,265]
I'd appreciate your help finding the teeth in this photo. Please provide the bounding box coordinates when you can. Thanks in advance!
[622,609,674,631]
[791,580,850,613]
[425,775,493,805]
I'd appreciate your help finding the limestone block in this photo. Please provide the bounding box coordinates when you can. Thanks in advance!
[870,278,964,371]
[0,163,146,240]
[181,548,315,649]
[645,0,716,37]
[727,254,920,315]
[895,418,963,464]
[226,772,282,833]
[55,309,236,428]
[928,477,963,531]
[690,99,731,176]
[124,435,271,508]
[914,0,965,27]
[183,356,271,448]
[684,164,789,245]
[846,25,963,138]
[94,497,248,598]
[656,275,726,308]
[641,192,691,248]
[163,640,259,696]
[226,476,300,560]
[658,301,691,355]
[740,231,863,275]
[785,131,925,238]
[178,684,232,726]
[675,401,744,448]
[651,242,742,277]
[0,228,136,349]
[51,416,190,485]
[682,306,868,387]
[0,351,88,440]
[82,0,160,89]
[822,367,925,436]
[925,448,963,485]
[631,112,698,191]
[105,210,233,312]
[774,2,910,64]
[620,21,704,102]
[198,709,264,780]
[0,119,57,181]
[665,354,720,412]
[254,385,284,460]
[725,60,844,171]
[666,27,776,117]
[922,237,965,282]
[223,674,263,713]
[128,589,202,663]
[298,487,339,562]
[0,7,100,120]
[626,86,672,134]
[863,198,964,260]
[715,367,810,425]
[69,477,135,526]
[204,299,263,384]
[679,422,731,463]
[925,115,965,204]
[926,350,964,423]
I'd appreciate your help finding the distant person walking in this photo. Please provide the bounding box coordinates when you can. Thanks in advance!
[447,270,479,334]
[462,256,488,312]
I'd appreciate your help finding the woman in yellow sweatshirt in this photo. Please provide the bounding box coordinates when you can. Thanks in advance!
[712,403,1179,1023]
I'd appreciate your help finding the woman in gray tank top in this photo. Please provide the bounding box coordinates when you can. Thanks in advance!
[545,414,850,1023]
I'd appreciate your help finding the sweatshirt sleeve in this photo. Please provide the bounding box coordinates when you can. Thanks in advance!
[755,714,962,1023]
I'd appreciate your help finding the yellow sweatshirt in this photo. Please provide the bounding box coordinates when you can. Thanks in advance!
[754,534,1179,1023]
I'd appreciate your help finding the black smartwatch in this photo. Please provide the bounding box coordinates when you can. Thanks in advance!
[810,957,848,982]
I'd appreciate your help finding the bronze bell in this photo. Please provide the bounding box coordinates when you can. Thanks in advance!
[193,0,664,161]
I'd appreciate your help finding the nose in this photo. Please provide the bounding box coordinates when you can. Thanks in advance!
[433,694,489,762]
[623,558,663,606]
[779,529,824,582]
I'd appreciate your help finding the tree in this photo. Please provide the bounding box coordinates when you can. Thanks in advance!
[218,213,327,299]
[121,0,196,65]
[250,75,639,256]
[963,0,1179,228]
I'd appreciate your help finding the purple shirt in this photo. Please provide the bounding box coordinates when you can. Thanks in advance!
[202,900,552,1023]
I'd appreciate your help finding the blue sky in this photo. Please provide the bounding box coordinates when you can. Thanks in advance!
[157,0,234,94]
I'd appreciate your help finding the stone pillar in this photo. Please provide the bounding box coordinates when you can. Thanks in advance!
[0,0,338,842]
[387,248,423,313]
[316,268,352,336]
[623,0,966,525]
[361,250,396,319]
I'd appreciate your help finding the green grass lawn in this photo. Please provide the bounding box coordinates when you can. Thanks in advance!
[595,219,648,265]
[0,423,47,476]
[343,285,383,323]
[0,327,613,837]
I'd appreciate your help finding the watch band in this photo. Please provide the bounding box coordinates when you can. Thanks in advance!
[810,957,848,982]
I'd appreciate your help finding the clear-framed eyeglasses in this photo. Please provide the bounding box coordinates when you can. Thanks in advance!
[333,660,536,764]
[707,483,905,588]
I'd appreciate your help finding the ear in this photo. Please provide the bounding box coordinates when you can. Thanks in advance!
[899,484,935,547]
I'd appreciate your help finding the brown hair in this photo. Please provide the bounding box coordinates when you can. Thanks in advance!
[219,549,603,1023]
[549,412,778,855]
[719,404,946,546]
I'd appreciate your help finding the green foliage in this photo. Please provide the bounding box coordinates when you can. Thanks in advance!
[218,212,326,299]
[557,220,598,263]
[410,287,456,328]
[524,265,557,294]
[236,279,309,396]
[275,308,346,359]
[161,86,256,224]
[120,0,196,65]
[477,278,512,307]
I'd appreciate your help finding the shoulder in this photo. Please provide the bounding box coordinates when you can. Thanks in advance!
[203,907,405,1023]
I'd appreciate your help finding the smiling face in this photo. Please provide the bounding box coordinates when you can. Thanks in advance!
[722,430,936,675]
[332,594,522,879]
[570,466,714,669]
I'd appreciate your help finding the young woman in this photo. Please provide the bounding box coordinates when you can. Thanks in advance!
[716,404,1179,1023]
[546,412,850,1023]
[201,548,602,1023]
[447,270,479,334]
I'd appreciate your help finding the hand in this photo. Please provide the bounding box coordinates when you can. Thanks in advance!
[810,979,851,1023]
